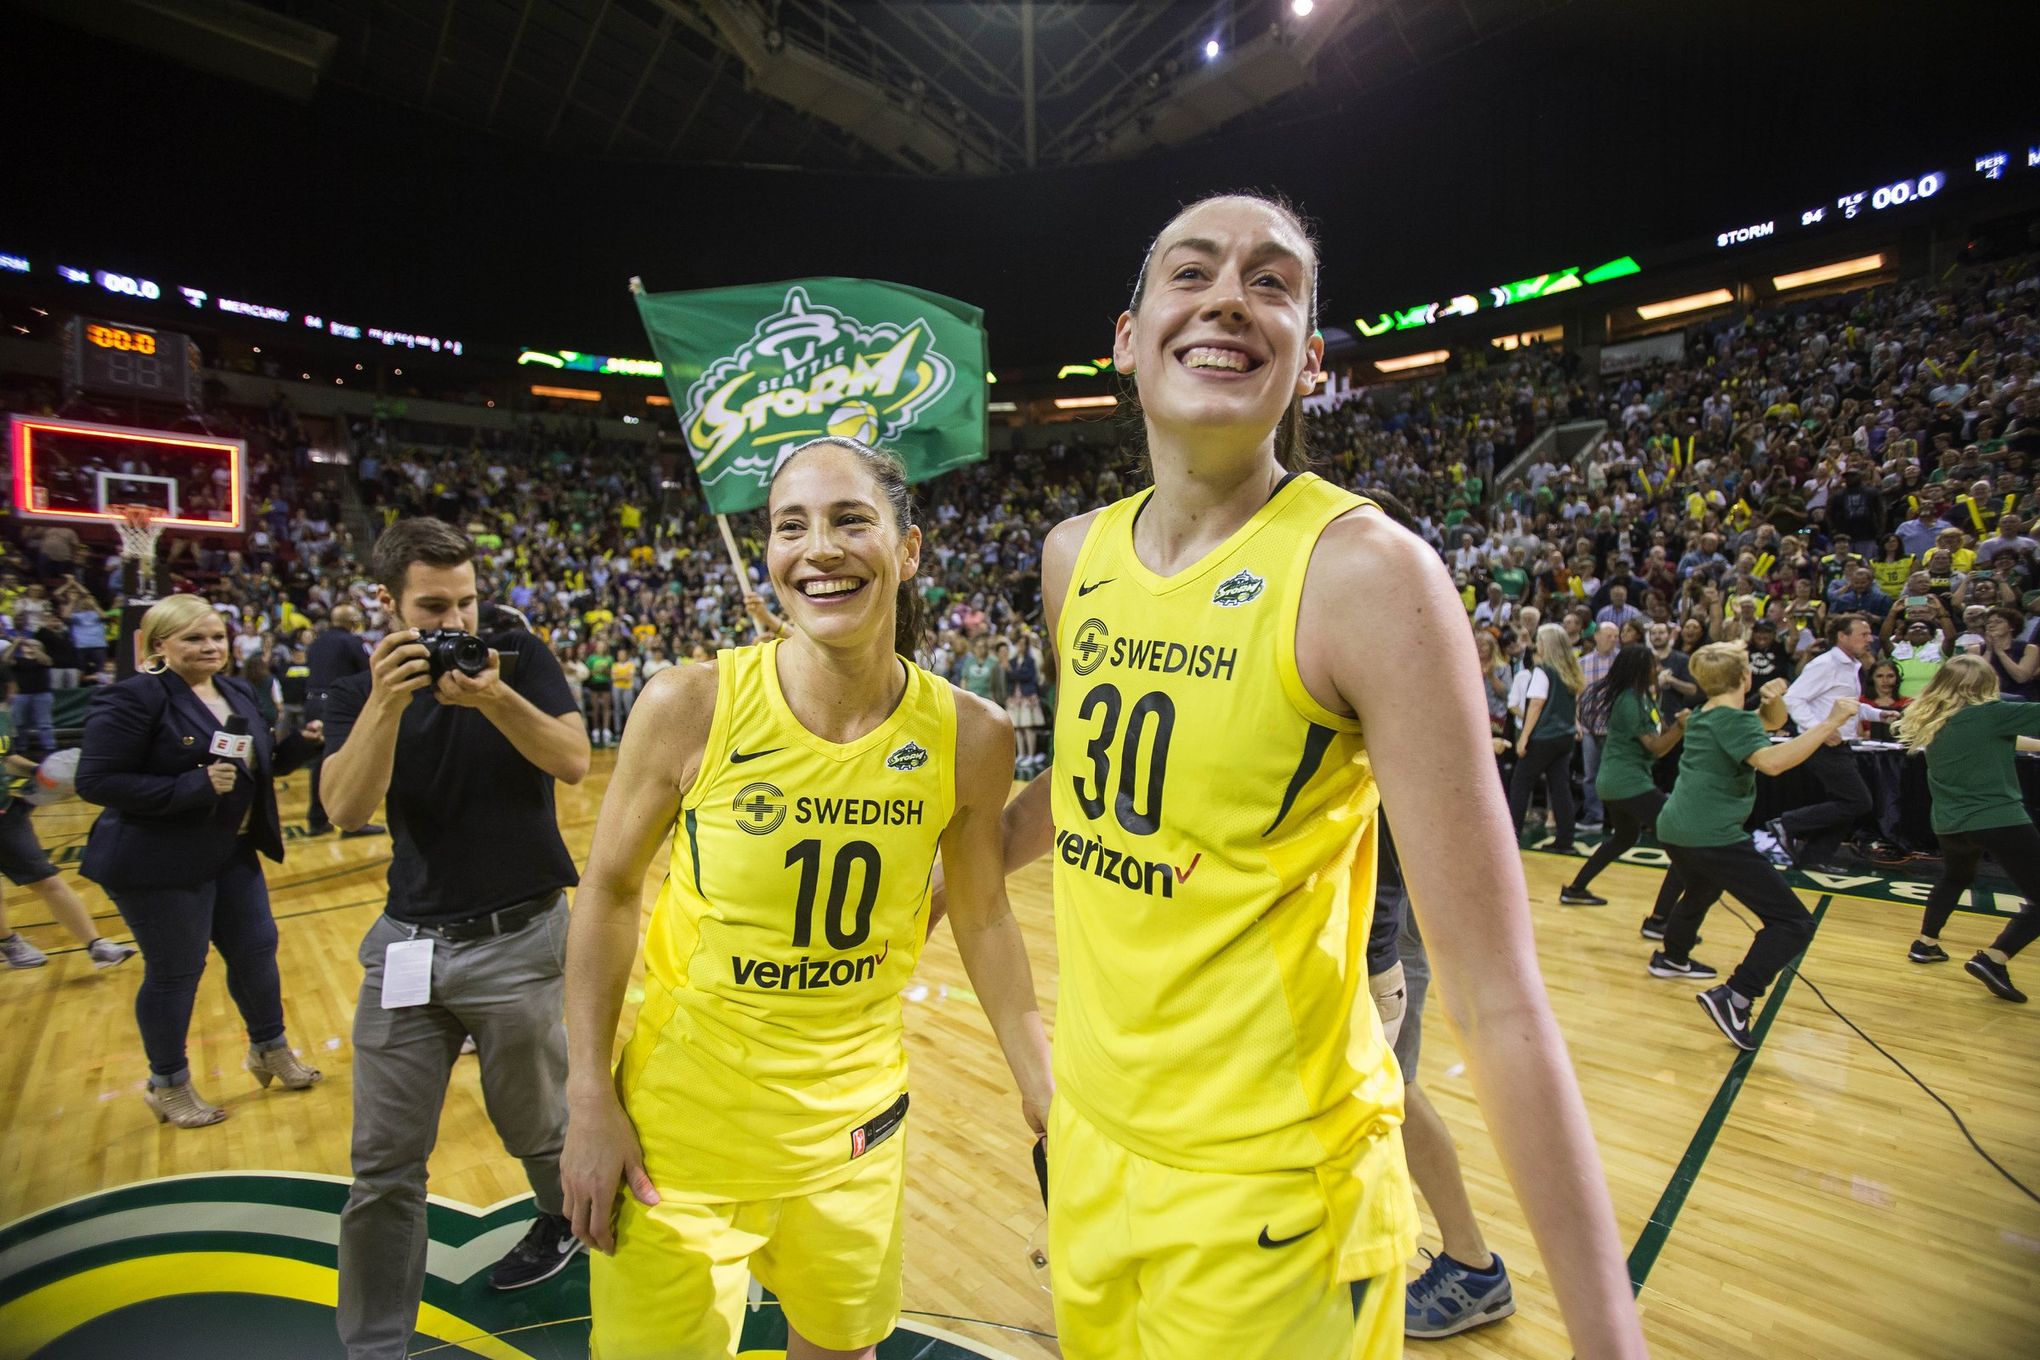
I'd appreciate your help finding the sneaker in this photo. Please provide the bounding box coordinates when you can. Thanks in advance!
[489,1212,583,1290]
[1575,821,1604,834]
[1559,886,1609,906]
[87,938,138,969]
[1405,1248,1515,1339]
[1649,951,1719,981]
[1697,984,1756,1050]
[340,823,387,839]
[1,933,48,969]
[1765,818,1796,861]
[1965,952,2028,1003]
[306,821,334,836]
[1639,917,1667,941]
[1906,940,1950,965]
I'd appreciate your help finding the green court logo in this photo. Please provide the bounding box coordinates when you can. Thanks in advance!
[0,1173,1020,1359]
[1211,570,1265,608]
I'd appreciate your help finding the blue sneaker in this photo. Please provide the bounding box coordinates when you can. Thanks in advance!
[1405,1248,1515,1339]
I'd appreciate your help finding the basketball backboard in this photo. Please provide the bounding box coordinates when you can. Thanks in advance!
[9,414,246,533]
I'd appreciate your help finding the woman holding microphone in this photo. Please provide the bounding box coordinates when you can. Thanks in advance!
[77,594,328,1128]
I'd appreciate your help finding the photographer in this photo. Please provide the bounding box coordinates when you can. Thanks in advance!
[322,518,590,1360]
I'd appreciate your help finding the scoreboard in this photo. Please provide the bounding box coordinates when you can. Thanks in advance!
[61,317,200,407]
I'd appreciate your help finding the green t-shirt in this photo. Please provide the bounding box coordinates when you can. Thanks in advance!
[585,653,614,687]
[1657,705,1770,847]
[1925,702,2040,835]
[1494,566,1529,601]
[1530,665,1578,744]
[1597,689,1662,801]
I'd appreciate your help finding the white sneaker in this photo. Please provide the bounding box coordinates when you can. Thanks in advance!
[88,938,138,969]
[2,933,49,969]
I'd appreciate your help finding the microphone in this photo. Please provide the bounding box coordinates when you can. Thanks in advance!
[208,713,254,764]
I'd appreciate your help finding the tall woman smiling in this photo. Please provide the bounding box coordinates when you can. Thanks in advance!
[993,193,1645,1357]
[76,594,327,1128]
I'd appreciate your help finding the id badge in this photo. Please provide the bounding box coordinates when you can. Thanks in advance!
[380,937,434,1009]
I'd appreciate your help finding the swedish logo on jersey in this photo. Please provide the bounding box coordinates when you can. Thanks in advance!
[734,781,788,835]
[886,740,929,772]
[1211,569,1266,608]
[1070,618,1111,676]
[0,1173,1019,1359]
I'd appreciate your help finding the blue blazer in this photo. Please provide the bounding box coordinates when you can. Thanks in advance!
[77,671,319,890]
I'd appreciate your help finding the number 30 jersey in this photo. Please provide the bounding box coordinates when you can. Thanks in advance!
[1051,474,1412,1223]
[619,640,957,1200]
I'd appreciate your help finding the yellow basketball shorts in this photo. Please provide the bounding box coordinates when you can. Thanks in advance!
[588,1128,907,1360]
[1048,1099,1406,1359]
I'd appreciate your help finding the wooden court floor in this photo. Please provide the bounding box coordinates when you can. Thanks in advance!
[2,757,2035,1358]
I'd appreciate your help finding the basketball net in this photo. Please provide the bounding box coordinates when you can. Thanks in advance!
[113,505,164,597]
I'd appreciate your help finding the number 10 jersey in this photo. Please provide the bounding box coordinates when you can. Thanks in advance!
[620,640,957,1200]
[1050,475,1410,1215]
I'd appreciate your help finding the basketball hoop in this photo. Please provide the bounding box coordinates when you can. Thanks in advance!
[113,505,164,596]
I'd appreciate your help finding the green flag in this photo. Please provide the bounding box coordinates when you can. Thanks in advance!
[634,277,989,515]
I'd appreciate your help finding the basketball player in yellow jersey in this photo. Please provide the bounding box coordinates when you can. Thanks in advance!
[559,438,1053,1360]
[988,195,1646,1358]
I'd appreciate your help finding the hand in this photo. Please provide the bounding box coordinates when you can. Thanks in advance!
[205,761,239,795]
[1759,677,1788,703]
[433,650,504,709]
[298,719,324,745]
[1827,695,1859,729]
[368,629,432,707]
[1021,1082,1052,1141]
[561,1091,660,1255]
[1492,736,1510,755]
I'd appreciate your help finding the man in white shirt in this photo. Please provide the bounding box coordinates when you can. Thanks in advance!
[1772,615,1898,869]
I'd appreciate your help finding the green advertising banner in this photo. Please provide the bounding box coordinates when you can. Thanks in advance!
[634,278,989,514]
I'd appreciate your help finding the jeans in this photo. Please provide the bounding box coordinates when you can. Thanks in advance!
[1580,731,1606,824]
[108,842,286,1081]
[1921,821,2040,958]
[1507,736,1577,850]
[11,692,53,756]
[1569,788,1686,922]
[337,897,570,1360]
[1661,841,1817,1001]
[1777,742,1873,865]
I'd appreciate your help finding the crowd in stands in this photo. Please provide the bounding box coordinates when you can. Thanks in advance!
[2,259,2037,797]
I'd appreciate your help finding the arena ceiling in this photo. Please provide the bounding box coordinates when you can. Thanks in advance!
[34,0,1571,176]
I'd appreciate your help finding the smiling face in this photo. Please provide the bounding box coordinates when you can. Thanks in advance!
[766,442,920,651]
[1115,196,1322,462]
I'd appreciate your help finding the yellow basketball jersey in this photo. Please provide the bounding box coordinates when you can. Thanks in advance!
[619,640,957,1200]
[1051,473,1409,1185]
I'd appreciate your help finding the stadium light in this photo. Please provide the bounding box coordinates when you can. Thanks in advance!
[531,384,602,401]
[1772,254,1885,292]
[988,401,1018,413]
[1204,39,1221,60]
[1634,288,1734,321]
[1292,0,1315,15]
[1374,350,1449,374]
[1055,395,1118,410]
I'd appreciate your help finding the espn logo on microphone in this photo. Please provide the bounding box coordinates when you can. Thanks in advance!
[208,731,254,760]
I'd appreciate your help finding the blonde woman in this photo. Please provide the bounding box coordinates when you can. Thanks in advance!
[1652,643,1855,1048]
[1895,654,2040,1002]
[75,594,327,1127]
[1508,623,1588,853]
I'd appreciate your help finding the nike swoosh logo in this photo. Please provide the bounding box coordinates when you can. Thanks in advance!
[1258,1225,1313,1249]
[556,1236,578,1256]
[1077,578,1115,596]
[730,747,784,764]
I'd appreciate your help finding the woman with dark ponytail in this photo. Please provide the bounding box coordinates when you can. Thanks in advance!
[560,435,1052,1357]
[1560,644,1690,933]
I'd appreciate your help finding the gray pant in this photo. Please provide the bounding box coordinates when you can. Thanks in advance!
[1580,731,1606,825]
[1392,902,1432,1082]
[337,897,571,1360]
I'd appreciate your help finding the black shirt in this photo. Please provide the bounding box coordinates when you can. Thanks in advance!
[323,630,580,924]
[307,626,369,689]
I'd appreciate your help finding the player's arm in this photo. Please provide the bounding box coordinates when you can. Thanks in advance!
[560,663,714,1253]
[940,692,1054,1136]
[1305,512,1647,1360]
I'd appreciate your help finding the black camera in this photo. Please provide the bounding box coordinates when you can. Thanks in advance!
[416,629,490,681]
